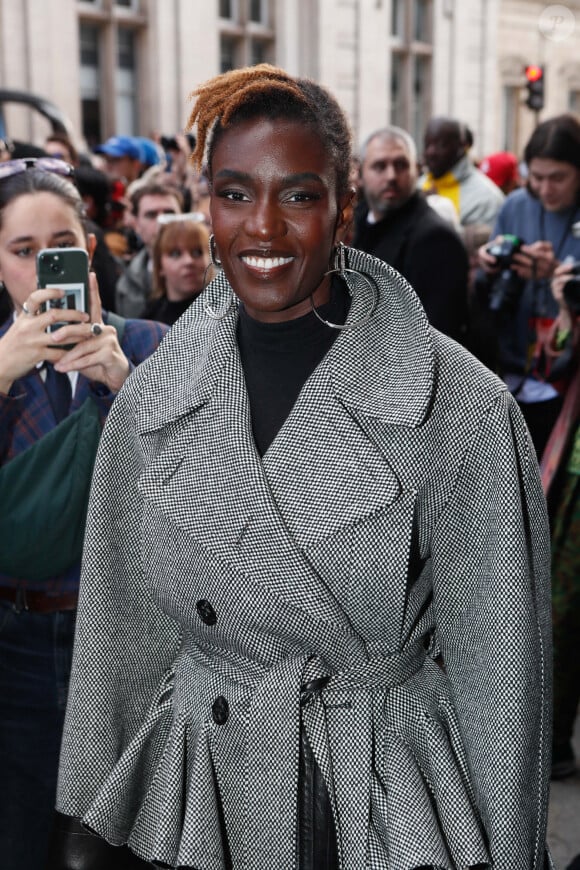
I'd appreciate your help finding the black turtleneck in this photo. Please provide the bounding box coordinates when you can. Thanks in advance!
[236,277,350,456]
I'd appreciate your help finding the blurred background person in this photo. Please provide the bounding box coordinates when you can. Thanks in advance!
[475,114,580,462]
[115,180,183,317]
[353,125,468,341]
[0,160,167,870]
[541,259,580,780]
[74,163,124,311]
[421,116,504,227]
[145,214,213,325]
[43,132,80,168]
[93,135,144,187]
[479,151,522,196]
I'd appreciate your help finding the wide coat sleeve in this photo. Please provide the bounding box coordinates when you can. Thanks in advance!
[56,365,182,816]
[430,389,552,869]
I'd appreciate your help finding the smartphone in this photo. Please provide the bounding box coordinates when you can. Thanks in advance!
[37,247,90,334]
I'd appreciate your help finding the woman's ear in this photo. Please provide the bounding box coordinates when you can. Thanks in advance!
[335,188,356,244]
[87,233,97,266]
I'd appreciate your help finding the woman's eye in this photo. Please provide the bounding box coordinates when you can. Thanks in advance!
[14,246,34,258]
[168,249,182,259]
[287,192,319,203]
[220,190,250,202]
[191,248,203,258]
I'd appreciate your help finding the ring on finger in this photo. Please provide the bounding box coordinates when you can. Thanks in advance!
[22,302,34,316]
[90,322,103,336]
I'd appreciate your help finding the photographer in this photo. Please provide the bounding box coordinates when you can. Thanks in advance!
[475,114,580,461]
[542,260,580,780]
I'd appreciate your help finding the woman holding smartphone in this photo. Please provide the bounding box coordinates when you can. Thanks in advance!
[0,160,167,870]
[54,67,552,869]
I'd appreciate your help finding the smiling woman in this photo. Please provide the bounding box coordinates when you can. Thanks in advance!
[53,65,553,870]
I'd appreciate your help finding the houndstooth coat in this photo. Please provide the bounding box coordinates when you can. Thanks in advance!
[57,248,552,870]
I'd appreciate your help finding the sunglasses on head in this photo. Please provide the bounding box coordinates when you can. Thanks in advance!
[157,211,207,226]
[0,157,74,182]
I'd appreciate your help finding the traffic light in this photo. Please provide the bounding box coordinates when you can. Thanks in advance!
[524,65,545,111]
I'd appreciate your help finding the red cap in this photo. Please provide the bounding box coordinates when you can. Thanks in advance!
[479,152,519,189]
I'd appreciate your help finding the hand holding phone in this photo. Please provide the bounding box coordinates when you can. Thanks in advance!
[37,247,90,346]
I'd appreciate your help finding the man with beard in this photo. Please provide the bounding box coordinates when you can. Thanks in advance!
[353,126,469,341]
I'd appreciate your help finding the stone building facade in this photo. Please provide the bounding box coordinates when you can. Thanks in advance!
[0,0,579,160]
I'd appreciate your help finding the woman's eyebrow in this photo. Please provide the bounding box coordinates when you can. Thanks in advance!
[8,234,34,244]
[214,169,324,185]
[9,229,77,245]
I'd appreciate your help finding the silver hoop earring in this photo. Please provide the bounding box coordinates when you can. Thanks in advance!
[203,289,236,321]
[203,234,236,319]
[310,242,379,331]
[209,234,222,268]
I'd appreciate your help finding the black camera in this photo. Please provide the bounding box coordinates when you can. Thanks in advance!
[485,234,525,313]
[485,234,523,268]
[563,261,580,314]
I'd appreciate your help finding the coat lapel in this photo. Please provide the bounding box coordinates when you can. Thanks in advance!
[135,251,434,628]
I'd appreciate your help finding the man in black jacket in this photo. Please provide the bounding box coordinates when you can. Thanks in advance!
[353,126,469,341]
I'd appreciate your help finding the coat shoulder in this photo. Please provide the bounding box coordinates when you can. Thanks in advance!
[431,328,508,414]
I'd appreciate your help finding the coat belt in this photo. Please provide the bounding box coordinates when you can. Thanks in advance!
[243,641,427,870]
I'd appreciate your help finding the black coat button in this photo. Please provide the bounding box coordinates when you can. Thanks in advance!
[196,599,217,626]
[212,696,229,725]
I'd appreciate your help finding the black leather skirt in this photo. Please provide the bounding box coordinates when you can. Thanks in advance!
[297,726,339,870]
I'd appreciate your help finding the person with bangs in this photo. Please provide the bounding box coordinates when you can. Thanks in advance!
[145,215,213,326]
[53,66,552,870]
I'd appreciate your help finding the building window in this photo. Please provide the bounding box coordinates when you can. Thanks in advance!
[79,22,101,146]
[219,0,238,20]
[220,35,240,73]
[389,0,432,142]
[251,39,269,65]
[390,53,405,129]
[413,0,430,42]
[218,0,274,71]
[391,0,405,39]
[412,54,430,144]
[249,0,267,24]
[501,85,519,152]
[116,27,138,135]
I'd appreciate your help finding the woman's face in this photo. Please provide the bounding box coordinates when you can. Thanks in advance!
[527,157,580,212]
[160,233,209,301]
[210,117,352,322]
[0,191,87,311]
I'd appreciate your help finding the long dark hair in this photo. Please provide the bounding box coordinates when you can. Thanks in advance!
[0,168,87,318]
[524,114,580,169]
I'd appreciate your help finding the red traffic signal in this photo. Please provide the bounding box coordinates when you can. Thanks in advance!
[525,65,543,82]
[524,65,545,111]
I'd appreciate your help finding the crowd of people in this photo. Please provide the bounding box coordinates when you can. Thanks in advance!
[0,64,578,869]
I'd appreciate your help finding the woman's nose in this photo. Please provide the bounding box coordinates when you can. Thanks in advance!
[246,199,286,240]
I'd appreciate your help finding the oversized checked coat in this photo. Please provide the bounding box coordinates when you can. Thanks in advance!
[57,248,552,870]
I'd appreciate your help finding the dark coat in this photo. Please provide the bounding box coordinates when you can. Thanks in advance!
[353,192,469,341]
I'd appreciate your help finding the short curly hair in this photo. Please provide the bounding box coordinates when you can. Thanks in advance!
[185,64,353,198]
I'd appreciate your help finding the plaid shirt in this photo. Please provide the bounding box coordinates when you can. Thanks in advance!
[0,311,168,593]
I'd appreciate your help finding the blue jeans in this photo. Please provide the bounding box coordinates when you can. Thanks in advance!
[0,601,76,870]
